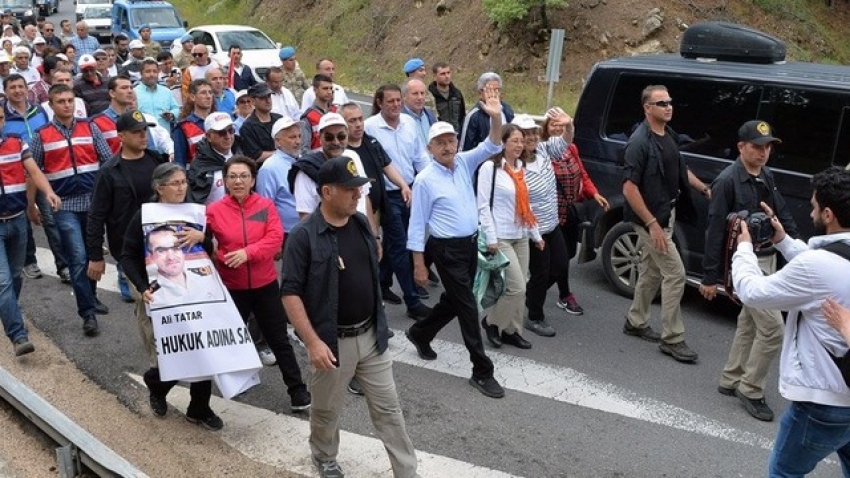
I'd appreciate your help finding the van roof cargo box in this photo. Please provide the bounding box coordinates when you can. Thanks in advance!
[680,21,786,64]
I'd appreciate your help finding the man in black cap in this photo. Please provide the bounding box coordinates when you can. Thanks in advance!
[86,110,168,311]
[700,120,798,421]
[240,83,282,163]
[282,156,418,478]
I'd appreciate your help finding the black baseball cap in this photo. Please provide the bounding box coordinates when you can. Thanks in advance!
[738,120,782,145]
[317,156,372,188]
[116,110,155,132]
[248,83,272,98]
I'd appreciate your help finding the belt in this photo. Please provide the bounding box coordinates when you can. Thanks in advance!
[337,317,373,338]
[0,212,24,223]
[430,233,478,245]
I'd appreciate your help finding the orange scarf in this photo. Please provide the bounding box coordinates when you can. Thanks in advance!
[503,161,537,227]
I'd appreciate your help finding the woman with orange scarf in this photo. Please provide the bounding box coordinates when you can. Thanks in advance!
[478,124,545,350]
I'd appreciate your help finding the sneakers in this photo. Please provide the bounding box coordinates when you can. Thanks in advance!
[23,263,42,279]
[468,376,505,399]
[717,385,736,397]
[347,378,364,396]
[149,394,167,417]
[381,288,402,305]
[258,347,277,366]
[94,299,109,315]
[406,303,431,321]
[13,338,34,357]
[427,269,440,286]
[82,316,99,337]
[482,318,501,348]
[735,390,774,421]
[57,267,71,284]
[524,318,555,337]
[622,319,661,342]
[312,455,345,478]
[415,285,430,300]
[659,340,699,363]
[185,411,224,431]
[291,388,311,412]
[556,294,584,315]
[406,328,437,360]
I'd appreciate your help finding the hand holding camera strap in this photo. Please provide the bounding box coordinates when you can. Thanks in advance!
[723,212,744,305]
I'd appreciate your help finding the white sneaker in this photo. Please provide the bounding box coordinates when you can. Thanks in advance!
[258,348,277,366]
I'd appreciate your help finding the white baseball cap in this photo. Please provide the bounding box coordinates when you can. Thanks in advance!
[271,116,299,138]
[32,36,46,45]
[78,54,96,69]
[427,121,457,142]
[511,114,539,130]
[235,89,249,101]
[55,53,68,62]
[317,112,346,132]
[203,112,234,132]
[128,39,145,50]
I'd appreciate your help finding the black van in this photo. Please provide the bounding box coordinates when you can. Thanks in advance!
[573,22,850,297]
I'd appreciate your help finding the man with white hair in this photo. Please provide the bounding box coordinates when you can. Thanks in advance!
[69,21,99,56]
[10,47,38,85]
[459,72,515,151]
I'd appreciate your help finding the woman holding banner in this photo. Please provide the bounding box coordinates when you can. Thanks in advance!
[206,156,312,412]
[119,163,223,431]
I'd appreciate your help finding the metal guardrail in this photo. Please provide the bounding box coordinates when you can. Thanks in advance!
[0,366,148,478]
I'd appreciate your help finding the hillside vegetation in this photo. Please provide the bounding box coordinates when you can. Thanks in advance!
[172,0,850,114]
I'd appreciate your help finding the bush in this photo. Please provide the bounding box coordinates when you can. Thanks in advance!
[482,0,568,28]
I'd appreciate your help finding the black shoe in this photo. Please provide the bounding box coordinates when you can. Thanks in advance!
[347,378,364,396]
[622,318,661,342]
[291,388,311,412]
[468,376,505,398]
[82,316,99,336]
[387,329,395,338]
[415,285,430,300]
[501,331,532,349]
[13,337,34,357]
[659,340,699,363]
[427,269,440,287]
[94,299,109,315]
[381,288,402,305]
[482,318,501,348]
[718,385,736,397]
[149,394,167,417]
[735,390,774,421]
[406,303,431,321]
[406,328,437,360]
[186,411,224,431]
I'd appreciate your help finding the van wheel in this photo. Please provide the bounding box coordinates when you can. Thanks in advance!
[601,222,642,298]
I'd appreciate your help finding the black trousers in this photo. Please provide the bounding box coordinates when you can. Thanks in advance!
[555,209,581,297]
[526,227,570,322]
[143,367,213,417]
[229,280,307,397]
[409,235,494,379]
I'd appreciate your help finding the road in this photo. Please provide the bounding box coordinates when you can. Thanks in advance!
[15,3,841,477]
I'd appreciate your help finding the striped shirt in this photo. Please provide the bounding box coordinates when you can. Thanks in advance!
[524,152,559,234]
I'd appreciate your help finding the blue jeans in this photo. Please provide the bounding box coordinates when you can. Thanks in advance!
[54,210,97,319]
[769,401,850,477]
[25,191,68,270]
[379,190,421,309]
[0,214,29,342]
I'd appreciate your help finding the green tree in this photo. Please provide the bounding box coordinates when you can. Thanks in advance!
[482,0,568,28]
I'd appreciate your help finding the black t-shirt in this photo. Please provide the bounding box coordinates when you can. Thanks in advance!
[335,219,376,326]
[351,141,389,213]
[120,154,159,210]
[653,132,680,198]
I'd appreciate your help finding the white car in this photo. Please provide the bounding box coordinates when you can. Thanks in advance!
[177,25,282,81]
[82,5,112,43]
[75,0,112,21]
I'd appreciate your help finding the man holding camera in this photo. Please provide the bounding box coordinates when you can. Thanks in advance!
[700,120,798,421]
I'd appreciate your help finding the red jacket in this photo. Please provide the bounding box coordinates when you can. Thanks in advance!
[206,192,283,291]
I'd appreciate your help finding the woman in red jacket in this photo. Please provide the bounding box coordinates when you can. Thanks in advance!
[541,113,609,316]
[206,156,311,412]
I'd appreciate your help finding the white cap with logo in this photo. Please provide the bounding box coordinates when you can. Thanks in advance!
[203,112,234,132]
[317,112,346,132]
[271,117,299,138]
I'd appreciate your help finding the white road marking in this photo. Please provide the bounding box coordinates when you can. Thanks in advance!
[38,248,773,454]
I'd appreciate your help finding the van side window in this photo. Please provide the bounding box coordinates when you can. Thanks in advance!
[759,87,845,174]
[605,74,760,160]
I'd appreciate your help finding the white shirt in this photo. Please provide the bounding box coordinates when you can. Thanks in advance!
[294,149,371,215]
[11,66,39,85]
[270,86,300,120]
[477,158,541,243]
[42,98,87,120]
[142,113,175,156]
[299,83,349,114]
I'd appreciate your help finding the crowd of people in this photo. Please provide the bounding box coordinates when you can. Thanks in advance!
[2,14,850,477]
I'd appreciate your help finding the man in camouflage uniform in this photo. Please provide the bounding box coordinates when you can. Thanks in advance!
[278,46,310,105]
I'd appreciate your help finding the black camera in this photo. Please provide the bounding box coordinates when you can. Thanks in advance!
[726,210,774,247]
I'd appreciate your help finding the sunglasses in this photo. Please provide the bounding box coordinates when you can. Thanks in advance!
[213,127,235,136]
[323,132,347,142]
[192,53,206,58]
[237,99,251,105]
[649,100,673,108]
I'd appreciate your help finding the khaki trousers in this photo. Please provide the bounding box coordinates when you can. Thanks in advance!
[626,223,686,344]
[131,286,159,369]
[487,238,530,335]
[309,326,419,478]
[719,254,783,398]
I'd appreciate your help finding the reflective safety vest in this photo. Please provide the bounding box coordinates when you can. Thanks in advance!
[179,119,205,165]
[301,105,337,150]
[91,114,121,155]
[0,135,28,216]
[39,121,100,198]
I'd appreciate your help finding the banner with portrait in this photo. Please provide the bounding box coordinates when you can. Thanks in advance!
[141,202,261,398]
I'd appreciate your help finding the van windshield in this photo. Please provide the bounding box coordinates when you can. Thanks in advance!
[131,7,181,29]
[217,30,275,50]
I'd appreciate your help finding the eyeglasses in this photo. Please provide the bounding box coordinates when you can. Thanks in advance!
[192,53,206,58]
[323,132,347,142]
[152,245,181,254]
[163,179,187,188]
[648,100,673,108]
[226,173,252,181]
[44,28,53,32]
[213,127,235,136]
[237,99,251,105]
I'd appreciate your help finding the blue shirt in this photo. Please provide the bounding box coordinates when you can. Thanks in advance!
[364,113,430,190]
[256,149,300,233]
[407,137,502,251]
[68,35,100,56]
[215,89,236,115]
[134,83,181,130]
[402,105,435,147]
[3,101,49,142]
